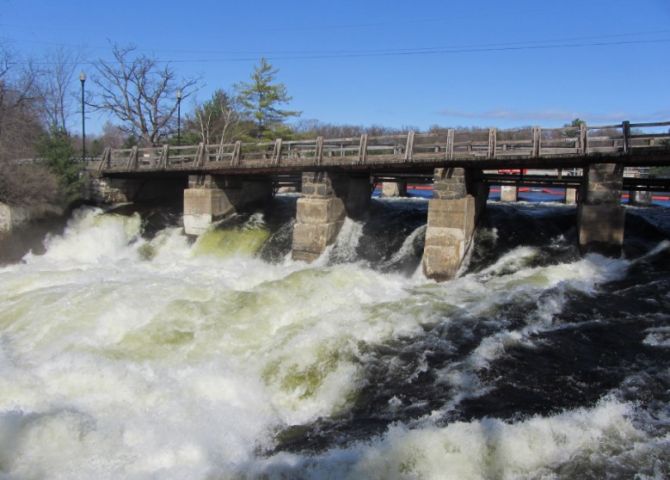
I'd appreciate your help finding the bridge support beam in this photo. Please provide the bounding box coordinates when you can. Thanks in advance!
[292,172,371,262]
[183,175,272,235]
[578,163,625,256]
[382,181,407,197]
[422,168,487,281]
[500,185,518,202]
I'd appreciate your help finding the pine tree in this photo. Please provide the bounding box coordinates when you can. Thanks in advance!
[37,128,81,203]
[235,58,300,139]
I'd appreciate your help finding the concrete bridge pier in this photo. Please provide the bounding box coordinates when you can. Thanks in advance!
[183,175,272,235]
[382,181,407,197]
[500,185,518,202]
[577,163,625,255]
[292,172,371,262]
[422,168,487,281]
[630,190,653,206]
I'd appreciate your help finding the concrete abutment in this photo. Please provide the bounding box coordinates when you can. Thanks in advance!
[84,174,186,205]
[422,168,488,281]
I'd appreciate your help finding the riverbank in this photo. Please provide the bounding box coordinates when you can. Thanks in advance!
[0,202,64,233]
[0,202,68,264]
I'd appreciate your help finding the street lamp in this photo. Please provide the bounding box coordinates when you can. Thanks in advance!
[80,72,86,161]
[176,88,182,146]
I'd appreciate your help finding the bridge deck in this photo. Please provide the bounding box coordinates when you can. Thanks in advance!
[98,121,670,176]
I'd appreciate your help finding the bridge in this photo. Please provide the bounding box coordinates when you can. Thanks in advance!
[89,120,670,281]
[97,121,670,175]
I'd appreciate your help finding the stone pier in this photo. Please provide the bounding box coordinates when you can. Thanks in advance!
[630,190,653,206]
[183,175,272,235]
[422,168,487,281]
[500,185,518,202]
[84,174,186,205]
[565,187,577,205]
[85,176,143,204]
[577,163,625,255]
[382,181,407,197]
[292,172,371,262]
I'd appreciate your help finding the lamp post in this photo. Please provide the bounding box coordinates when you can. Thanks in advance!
[80,72,86,161]
[176,88,182,146]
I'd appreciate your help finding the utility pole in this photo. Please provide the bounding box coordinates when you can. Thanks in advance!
[80,72,86,161]
[176,89,182,146]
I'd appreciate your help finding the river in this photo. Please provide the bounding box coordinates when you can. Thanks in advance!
[0,195,669,479]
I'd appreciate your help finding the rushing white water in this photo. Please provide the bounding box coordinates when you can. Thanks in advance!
[253,399,656,480]
[0,206,665,479]
[381,224,426,270]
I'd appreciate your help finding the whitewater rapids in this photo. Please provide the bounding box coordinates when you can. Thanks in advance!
[0,200,669,479]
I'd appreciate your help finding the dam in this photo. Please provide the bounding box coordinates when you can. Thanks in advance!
[89,120,670,279]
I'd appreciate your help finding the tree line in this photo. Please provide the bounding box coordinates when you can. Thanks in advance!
[0,43,306,207]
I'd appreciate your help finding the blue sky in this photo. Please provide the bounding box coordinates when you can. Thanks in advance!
[1,0,669,134]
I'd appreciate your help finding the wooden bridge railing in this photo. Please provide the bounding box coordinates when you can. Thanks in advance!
[98,120,670,174]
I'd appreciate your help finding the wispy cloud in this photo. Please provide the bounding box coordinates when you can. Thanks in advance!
[436,108,668,124]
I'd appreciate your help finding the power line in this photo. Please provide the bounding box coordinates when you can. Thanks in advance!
[5,37,670,66]
[3,28,670,56]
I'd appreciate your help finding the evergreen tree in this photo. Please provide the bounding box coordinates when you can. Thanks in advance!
[235,58,300,139]
[37,128,81,203]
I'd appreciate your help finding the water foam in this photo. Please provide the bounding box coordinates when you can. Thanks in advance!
[252,399,653,479]
[0,205,665,479]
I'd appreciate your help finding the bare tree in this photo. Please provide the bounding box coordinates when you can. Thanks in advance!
[90,45,199,146]
[36,47,81,132]
[0,161,60,206]
[0,45,60,206]
[0,46,43,161]
[190,89,241,145]
[98,121,127,149]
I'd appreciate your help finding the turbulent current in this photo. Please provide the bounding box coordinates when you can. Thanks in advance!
[1,196,669,479]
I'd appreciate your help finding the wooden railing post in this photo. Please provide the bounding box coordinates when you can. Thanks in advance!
[158,144,169,169]
[357,134,368,165]
[272,138,283,166]
[488,128,497,159]
[622,121,631,154]
[215,140,225,162]
[532,127,541,158]
[194,143,207,167]
[315,136,324,166]
[98,147,111,173]
[404,130,415,162]
[580,122,588,155]
[127,146,138,170]
[232,141,241,167]
[446,129,455,160]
